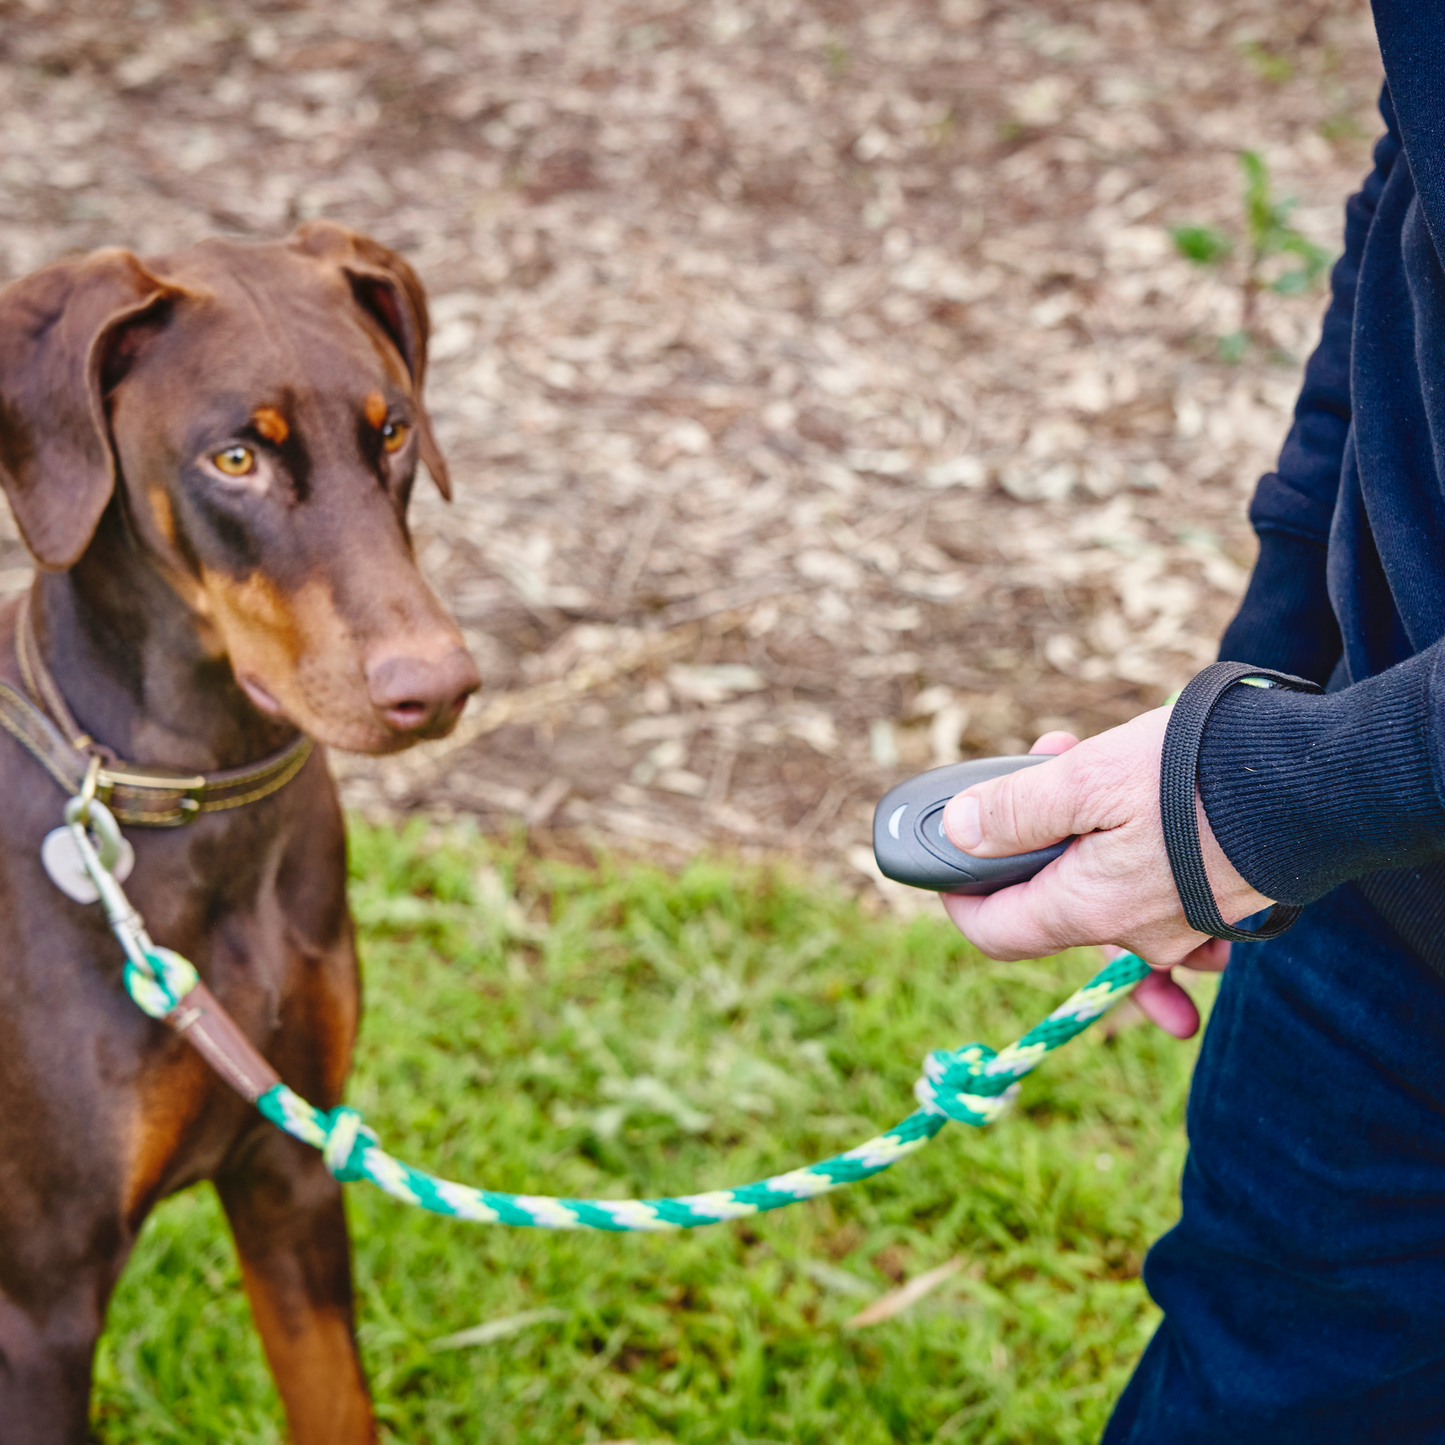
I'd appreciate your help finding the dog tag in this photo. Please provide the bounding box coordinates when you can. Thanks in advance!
[41,826,135,904]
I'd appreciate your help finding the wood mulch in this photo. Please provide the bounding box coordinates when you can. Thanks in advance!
[0,0,1382,896]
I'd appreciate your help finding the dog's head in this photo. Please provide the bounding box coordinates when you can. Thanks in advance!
[0,222,479,754]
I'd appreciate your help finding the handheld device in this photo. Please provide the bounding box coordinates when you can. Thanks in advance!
[872,755,1071,893]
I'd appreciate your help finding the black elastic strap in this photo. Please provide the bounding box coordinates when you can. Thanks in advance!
[1160,661,1324,944]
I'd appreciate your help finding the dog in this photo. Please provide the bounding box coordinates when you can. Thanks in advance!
[0,222,480,1441]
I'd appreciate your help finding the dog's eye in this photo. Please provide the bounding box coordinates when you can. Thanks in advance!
[380,421,410,454]
[213,445,256,477]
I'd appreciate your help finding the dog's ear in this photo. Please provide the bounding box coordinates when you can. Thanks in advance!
[290,221,452,501]
[0,249,180,570]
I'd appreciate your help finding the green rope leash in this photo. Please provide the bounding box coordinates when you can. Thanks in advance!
[70,797,1151,1232]
[254,950,1150,1230]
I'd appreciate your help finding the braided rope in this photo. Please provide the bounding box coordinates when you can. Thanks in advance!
[127,945,198,1019]
[99,814,1152,1231]
[257,951,1147,1230]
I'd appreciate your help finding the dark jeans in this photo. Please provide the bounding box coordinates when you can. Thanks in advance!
[1102,884,1445,1443]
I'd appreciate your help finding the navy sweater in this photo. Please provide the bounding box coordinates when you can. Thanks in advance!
[1200,2,1445,965]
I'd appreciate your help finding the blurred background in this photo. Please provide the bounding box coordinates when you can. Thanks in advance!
[0,0,1383,896]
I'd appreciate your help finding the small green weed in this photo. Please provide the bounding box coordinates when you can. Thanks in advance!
[94,823,1208,1443]
[1169,224,1233,267]
[1172,149,1334,359]
[1238,150,1333,305]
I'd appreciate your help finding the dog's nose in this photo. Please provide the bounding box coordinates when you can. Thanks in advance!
[366,646,480,735]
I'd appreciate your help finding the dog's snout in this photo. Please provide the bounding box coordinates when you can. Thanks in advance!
[366,645,480,736]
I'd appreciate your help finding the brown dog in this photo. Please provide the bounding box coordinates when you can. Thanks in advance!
[0,223,479,1441]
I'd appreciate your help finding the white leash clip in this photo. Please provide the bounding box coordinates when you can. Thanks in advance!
[51,791,151,977]
[42,754,135,903]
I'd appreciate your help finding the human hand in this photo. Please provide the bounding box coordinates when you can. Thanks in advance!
[938,716,1264,1038]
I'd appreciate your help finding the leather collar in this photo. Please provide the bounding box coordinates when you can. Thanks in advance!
[0,594,313,827]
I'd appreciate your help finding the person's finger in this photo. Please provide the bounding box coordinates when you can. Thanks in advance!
[944,707,1169,860]
[1131,968,1200,1039]
[940,875,1093,962]
[1029,731,1080,756]
[1178,936,1231,973]
[942,748,1081,858]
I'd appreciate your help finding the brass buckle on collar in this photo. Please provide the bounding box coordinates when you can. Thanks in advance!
[97,763,207,825]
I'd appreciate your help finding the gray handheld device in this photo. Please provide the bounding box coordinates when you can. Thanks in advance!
[871,755,1071,893]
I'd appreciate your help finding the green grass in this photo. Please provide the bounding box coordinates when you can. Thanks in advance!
[92,821,1210,1443]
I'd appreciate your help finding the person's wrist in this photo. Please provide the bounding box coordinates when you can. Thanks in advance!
[1196,786,1273,923]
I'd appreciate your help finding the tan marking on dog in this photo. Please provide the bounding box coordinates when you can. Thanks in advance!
[199,568,386,748]
[147,485,176,546]
[311,958,361,1102]
[122,1049,213,1227]
[201,568,306,668]
[252,407,289,445]
[363,391,387,429]
[234,1260,375,1441]
[146,487,226,648]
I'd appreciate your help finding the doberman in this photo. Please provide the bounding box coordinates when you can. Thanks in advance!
[0,222,480,1441]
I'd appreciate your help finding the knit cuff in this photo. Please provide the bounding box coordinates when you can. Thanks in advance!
[1198,646,1445,905]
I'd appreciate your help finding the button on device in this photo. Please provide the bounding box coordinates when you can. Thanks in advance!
[871,755,1073,893]
[917,804,978,872]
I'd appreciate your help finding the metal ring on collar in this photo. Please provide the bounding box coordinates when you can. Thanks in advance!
[63,792,126,876]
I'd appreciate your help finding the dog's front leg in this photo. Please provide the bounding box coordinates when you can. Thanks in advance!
[0,1279,112,1443]
[217,1128,375,1443]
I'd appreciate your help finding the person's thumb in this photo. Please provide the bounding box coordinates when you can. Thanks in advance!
[941,751,1079,858]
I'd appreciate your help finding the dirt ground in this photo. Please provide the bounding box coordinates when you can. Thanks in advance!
[0,0,1384,895]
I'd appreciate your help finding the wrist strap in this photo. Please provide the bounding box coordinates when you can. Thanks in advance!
[1160,661,1323,944]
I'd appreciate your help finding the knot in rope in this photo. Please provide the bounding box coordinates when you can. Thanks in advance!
[914,1041,1024,1126]
[126,946,200,1020]
[321,1105,376,1182]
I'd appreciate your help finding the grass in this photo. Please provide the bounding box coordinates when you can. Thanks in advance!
[92,820,1211,1443]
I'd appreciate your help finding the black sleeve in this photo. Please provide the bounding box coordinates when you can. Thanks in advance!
[1216,86,1401,684]
[1199,644,1445,905]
